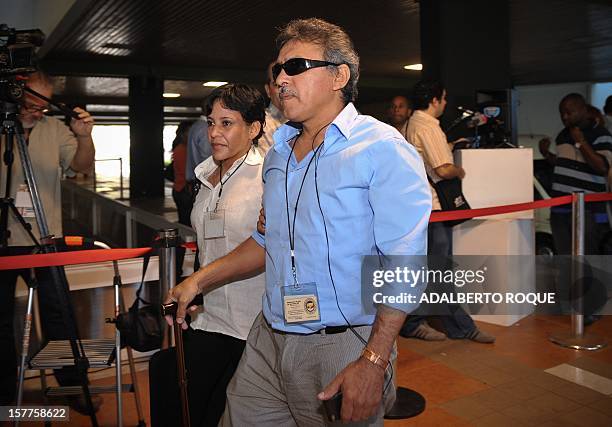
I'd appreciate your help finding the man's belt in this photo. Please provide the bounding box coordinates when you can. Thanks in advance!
[272,324,368,335]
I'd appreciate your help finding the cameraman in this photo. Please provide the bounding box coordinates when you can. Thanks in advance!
[0,71,95,408]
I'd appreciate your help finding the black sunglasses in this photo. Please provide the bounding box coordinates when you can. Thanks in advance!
[272,58,342,81]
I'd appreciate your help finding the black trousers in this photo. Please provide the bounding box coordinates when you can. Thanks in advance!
[550,210,609,255]
[0,246,80,404]
[149,328,245,427]
[172,187,193,228]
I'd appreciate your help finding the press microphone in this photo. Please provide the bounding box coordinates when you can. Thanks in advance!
[467,112,488,128]
[457,106,476,116]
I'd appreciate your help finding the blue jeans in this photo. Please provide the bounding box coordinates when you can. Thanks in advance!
[401,221,476,339]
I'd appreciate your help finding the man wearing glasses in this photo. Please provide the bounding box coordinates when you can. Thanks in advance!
[166,18,430,425]
[0,71,96,410]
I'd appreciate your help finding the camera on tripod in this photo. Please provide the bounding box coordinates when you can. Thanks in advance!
[0,24,45,103]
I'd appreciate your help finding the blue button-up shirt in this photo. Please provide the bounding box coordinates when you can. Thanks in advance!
[186,118,211,182]
[253,103,431,333]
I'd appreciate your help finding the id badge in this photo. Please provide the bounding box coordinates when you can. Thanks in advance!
[281,282,321,324]
[203,209,225,239]
[15,185,35,218]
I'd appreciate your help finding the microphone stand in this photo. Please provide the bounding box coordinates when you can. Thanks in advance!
[445,111,473,134]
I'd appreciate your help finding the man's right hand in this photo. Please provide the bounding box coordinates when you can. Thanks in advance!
[164,275,201,329]
[539,137,551,157]
[457,166,466,180]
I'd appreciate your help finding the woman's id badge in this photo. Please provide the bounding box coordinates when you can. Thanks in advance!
[281,282,321,324]
[203,210,225,239]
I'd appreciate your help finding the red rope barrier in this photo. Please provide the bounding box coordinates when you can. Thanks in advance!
[430,192,612,223]
[0,247,152,271]
[1,193,611,271]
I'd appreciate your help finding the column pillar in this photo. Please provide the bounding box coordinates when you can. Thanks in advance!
[128,74,164,198]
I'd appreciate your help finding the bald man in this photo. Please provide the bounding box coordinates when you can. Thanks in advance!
[539,93,612,255]
[388,95,413,140]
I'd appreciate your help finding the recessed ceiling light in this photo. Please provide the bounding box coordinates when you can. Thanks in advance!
[203,81,228,87]
[403,64,423,71]
[163,93,181,98]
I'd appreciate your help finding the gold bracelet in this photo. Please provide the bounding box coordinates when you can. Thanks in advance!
[361,347,388,370]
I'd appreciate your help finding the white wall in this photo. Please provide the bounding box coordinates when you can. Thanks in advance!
[591,82,612,112]
[0,0,75,39]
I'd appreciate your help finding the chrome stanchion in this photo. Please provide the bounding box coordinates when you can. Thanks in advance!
[158,229,178,349]
[550,192,607,350]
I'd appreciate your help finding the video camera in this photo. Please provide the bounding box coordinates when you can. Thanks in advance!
[0,24,45,104]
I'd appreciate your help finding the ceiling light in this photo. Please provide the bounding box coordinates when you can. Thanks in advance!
[403,64,423,71]
[163,93,181,98]
[203,81,228,87]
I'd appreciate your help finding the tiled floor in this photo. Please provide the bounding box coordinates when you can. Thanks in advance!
[19,314,612,426]
[386,315,612,426]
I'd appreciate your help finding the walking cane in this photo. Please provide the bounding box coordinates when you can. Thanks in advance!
[161,302,191,427]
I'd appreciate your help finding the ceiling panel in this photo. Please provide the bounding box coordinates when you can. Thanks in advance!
[43,0,422,79]
[510,0,612,84]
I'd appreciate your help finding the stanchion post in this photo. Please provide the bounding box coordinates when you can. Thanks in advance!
[550,191,606,350]
[571,192,584,337]
[158,228,178,349]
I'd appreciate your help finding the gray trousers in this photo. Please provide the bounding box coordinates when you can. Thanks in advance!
[220,313,396,427]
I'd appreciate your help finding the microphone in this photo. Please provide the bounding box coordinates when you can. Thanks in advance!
[457,106,476,116]
[467,112,488,128]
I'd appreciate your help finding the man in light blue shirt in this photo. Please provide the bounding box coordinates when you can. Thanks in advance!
[185,117,211,182]
[167,18,431,425]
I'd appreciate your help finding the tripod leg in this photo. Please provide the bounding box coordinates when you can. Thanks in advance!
[16,285,35,409]
[114,269,123,427]
[47,266,99,427]
[126,346,146,426]
[33,290,52,427]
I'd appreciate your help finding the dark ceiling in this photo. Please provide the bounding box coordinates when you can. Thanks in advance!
[510,0,612,85]
[35,0,612,122]
[41,0,422,113]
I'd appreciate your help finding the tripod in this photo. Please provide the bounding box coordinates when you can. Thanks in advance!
[0,99,99,426]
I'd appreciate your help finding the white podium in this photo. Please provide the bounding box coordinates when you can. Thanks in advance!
[452,148,535,326]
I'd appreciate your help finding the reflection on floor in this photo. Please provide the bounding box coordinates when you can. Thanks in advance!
[19,315,612,426]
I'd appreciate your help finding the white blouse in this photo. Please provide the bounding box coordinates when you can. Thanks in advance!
[189,146,266,340]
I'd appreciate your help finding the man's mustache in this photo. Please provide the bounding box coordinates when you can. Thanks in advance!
[279,86,297,97]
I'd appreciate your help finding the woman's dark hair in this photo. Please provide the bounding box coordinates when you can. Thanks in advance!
[412,80,446,111]
[204,83,266,143]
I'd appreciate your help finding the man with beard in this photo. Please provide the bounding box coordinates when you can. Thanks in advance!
[0,71,96,409]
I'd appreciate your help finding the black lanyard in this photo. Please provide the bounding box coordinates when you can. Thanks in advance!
[214,147,249,211]
[284,130,327,285]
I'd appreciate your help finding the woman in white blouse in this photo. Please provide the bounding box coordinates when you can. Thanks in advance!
[160,84,267,426]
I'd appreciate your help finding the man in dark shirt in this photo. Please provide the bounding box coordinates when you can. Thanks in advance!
[539,93,612,255]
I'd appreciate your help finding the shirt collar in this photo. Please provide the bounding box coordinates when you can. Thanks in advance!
[194,145,263,182]
[272,102,358,154]
[412,109,439,125]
